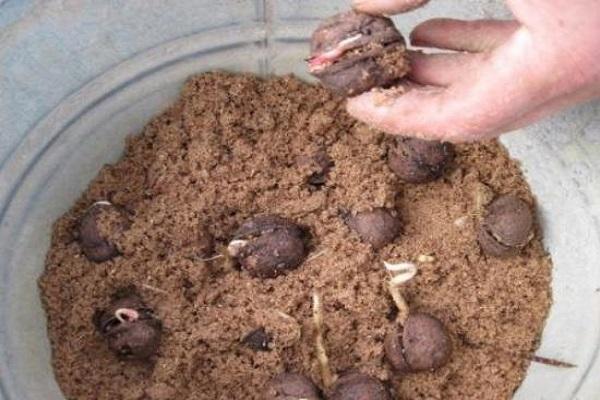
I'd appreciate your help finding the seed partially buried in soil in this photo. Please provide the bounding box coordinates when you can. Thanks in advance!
[308,10,410,97]
[93,292,162,360]
[346,208,401,249]
[241,327,272,352]
[264,372,322,400]
[387,137,455,184]
[477,195,534,257]
[329,372,391,400]
[227,215,309,279]
[384,312,452,373]
[78,201,130,262]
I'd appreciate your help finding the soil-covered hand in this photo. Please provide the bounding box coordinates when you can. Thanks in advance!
[348,0,600,142]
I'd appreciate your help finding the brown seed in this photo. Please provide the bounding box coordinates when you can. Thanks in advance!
[346,208,401,249]
[385,312,452,373]
[477,195,534,257]
[78,201,129,262]
[93,292,162,360]
[308,10,409,97]
[264,372,322,400]
[388,137,455,183]
[329,372,391,400]
[228,215,308,279]
[242,327,272,352]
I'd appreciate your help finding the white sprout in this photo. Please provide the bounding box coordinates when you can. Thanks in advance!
[197,254,225,262]
[312,291,337,388]
[114,308,139,323]
[384,261,418,324]
[141,284,168,295]
[93,200,112,207]
[227,239,248,257]
[335,33,364,49]
[308,34,364,72]
[384,261,417,286]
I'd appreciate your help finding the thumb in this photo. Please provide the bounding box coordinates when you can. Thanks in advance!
[346,86,472,142]
[352,0,430,15]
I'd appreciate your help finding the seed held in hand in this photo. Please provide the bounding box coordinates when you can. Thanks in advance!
[263,372,322,400]
[388,137,455,184]
[78,201,129,262]
[385,312,452,373]
[329,372,391,400]
[228,215,309,279]
[93,292,162,360]
[308,10,409,97]
[477,195,534,257]
[347,208,401,249]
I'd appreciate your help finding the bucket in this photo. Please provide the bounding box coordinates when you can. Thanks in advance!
[0,1,599,399]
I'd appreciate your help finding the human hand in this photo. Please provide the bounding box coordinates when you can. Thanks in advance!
[347,0,600,142]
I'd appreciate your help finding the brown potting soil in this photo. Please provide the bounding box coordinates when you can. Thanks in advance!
[39,72,552,400]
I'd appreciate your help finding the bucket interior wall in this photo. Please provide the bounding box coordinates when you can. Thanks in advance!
[0,1,599,399]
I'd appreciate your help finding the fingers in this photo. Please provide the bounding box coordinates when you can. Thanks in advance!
[345,23,579,142]
[346,86,471,142]
[496,82,600,133]
[411,19,520,52]
[345,42,542,142]
[346,8,598,141]
[352,0,430,15]
[346,84,525,142]
[408,51,482,86]
[504,0,582,28]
